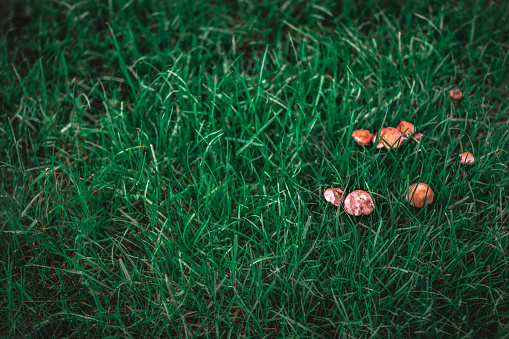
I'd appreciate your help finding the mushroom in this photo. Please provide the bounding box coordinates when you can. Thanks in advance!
[343,190,375,216]
[397,121,423,140]
[405,183,434,208]
[373,127,407,149]
[459,152,475,165]
[351,129,374,146]
[449,89,464,101]
[324,188,345,206]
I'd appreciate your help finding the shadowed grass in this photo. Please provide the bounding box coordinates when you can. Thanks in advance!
[1,0,509,337]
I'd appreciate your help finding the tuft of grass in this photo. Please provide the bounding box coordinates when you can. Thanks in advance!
[1,0,509,337]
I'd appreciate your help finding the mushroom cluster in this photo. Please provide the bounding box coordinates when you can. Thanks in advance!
[325,86,478,218]
[351,120,423,149]
[324,187,375,216]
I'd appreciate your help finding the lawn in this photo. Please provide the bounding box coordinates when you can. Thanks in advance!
[1,0,509,337]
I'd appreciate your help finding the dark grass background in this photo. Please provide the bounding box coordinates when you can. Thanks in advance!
[1,0,509,337]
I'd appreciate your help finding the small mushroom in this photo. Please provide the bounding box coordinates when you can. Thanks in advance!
[449,89,464,101]
[343,190,375,216]
[397,121,423,140]
[459,152,475,165]
[324,188,345,206]
[373,127,407,149]
[351,129,374,146]
[406,183,434,208]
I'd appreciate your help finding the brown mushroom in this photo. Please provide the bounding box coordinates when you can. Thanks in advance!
[373,127,407,149]
[406,183,434,208]
[351,129,374,146]
[343,190,375,216]
[459,152,475,165]
[324,188,345,206]
[397,121,423,140]
[449,89,464,101]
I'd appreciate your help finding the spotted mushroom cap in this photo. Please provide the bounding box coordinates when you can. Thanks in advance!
[373,127,407,149]
[449,89,464,101]
[343,190,375,216]
[406,183,434,208]
[324,188,345,206]
[351,129,374,146]
[459,152,475,165]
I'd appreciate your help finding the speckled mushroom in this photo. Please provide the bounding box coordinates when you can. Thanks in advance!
[351,129,374,146]
[373,127,407,149]
[459,152,475,165]
[324,188,345,206]
[406,183,434,208]
[343,190,375,216]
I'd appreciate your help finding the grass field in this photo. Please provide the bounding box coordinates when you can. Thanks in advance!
[1,0,509,337]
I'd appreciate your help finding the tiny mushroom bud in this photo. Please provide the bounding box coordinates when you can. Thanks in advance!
[324,188,345,206]
[351,129,374,146]
[397,121,423,140]
[373,127,407,149]
[449,88,464,101]
[406,183,434,208]
[343,190,375,216]
[459,152,475,165]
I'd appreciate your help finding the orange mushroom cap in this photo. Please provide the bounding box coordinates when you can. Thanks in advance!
[373,127,407,149]
[397,120,422,140]
[459,152,475,165]
[406,183,434,208]
[351,129,374,146]
[397,121,423,140]
[397,121,415,135]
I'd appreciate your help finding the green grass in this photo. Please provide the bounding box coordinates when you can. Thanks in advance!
[1,0,509,337]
